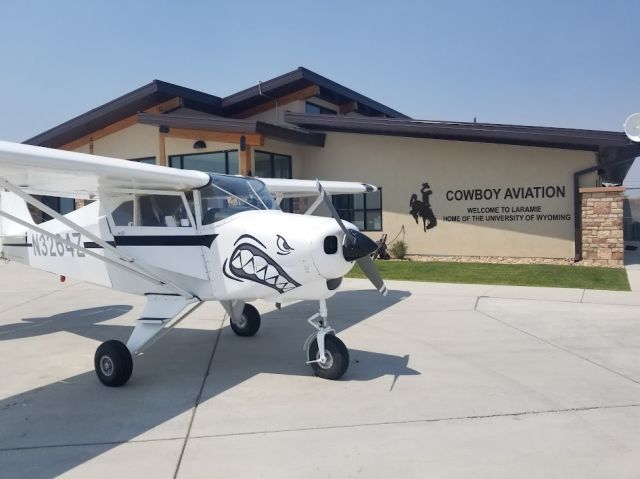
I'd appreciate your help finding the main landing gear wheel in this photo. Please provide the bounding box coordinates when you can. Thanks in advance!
[230,304,261,337]
[308,334,349,380]
[94,340,133,387]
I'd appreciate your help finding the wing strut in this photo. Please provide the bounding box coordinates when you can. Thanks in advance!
[0,177,194,298]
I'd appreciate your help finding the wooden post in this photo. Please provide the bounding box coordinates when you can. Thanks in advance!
[158,132,167,167]
[239,144,252,176]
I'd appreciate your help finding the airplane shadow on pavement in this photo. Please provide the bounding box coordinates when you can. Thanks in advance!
[0,289,417,479]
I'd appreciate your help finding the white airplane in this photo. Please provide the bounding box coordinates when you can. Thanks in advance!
[0,140,387,387]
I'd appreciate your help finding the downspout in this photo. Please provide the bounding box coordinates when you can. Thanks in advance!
[573,165,599,261]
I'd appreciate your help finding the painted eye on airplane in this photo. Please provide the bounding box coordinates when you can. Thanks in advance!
[276,235,294,255]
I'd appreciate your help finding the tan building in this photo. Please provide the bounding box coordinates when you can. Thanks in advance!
[25,67,640,262]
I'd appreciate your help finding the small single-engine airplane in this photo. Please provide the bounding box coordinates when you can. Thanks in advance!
[0,140,387,387]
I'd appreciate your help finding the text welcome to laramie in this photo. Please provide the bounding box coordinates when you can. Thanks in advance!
[445,185,565,202]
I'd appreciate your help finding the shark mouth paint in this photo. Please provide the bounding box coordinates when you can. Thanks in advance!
[223,235,300,294]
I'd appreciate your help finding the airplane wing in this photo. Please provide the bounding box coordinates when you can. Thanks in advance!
[0,140,210,199]
[258,177,377,198]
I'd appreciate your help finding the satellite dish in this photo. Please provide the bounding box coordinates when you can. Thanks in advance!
[624,113,640,142]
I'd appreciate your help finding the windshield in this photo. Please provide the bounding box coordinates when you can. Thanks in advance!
[200,174,278,225]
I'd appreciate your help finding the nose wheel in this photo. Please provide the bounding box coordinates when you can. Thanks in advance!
[304,299,349,380]
[308,334,349,380]
[230,303,261,337]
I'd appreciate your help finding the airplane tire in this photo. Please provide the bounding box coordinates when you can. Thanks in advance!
[230,304,261,337]
[308,334,349,380]
[94,340,133,387]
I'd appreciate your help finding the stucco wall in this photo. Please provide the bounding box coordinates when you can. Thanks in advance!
[72,122,599,259]
[300,133,597,258]
[88,124,160,159]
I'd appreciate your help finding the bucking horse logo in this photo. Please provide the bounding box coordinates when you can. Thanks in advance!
[409,182,437,232]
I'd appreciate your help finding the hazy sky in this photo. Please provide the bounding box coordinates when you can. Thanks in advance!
[1,1,638,172]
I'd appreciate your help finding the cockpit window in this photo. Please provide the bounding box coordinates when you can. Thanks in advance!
[200,174,277,225]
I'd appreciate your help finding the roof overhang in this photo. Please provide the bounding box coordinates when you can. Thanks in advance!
[222,67,410,119]
[138,113,326,147]
[285,112,640,183]
[24,81,224,149]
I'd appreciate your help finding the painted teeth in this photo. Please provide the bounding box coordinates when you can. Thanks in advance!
[240,250,252,267]
[231,247,296,293]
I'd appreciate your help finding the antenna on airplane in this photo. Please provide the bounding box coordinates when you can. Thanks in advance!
[624,113,640,142]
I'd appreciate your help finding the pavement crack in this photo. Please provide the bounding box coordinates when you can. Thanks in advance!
[0,436,184,453]
[186,403,640,440]
[476,308,640,387]
[172,314,226,479]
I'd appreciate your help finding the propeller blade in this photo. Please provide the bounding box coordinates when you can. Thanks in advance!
[357,255,388,296]
[316,180,354,244]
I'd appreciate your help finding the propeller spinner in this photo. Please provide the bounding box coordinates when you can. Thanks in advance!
[316,181,388,295]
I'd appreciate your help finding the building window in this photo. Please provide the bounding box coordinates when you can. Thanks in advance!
[254,151,293,212]
[254,151,292,179]
[332,189,382,231]
[169,150,238,174]
[306,101,337,115]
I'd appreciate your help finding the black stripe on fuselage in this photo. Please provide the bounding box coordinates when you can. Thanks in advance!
[83,235,217,248]
[2,243,33,247]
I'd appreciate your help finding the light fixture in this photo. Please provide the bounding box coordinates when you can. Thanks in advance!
[193,140,206,149]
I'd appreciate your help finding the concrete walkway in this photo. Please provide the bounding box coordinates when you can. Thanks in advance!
[1,261,640,478]
[624,240,640,291]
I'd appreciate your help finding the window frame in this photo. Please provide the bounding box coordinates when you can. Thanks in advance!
[169,150,239,175]
[253,150,293,179]
[254,151,293,212]
[305,101,337,115]
[105,190,196,232]
[332,188,383,232]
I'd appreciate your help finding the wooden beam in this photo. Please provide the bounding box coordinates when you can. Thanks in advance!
[149,97,183,114]
[158,133,167,166]
[339,101,358,115]
[59,97,183,151]
[239,145,252,176]
[230,85,321,119]
[165,128,264,146]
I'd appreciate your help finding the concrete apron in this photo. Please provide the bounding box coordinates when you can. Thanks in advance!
[1,262,640,478]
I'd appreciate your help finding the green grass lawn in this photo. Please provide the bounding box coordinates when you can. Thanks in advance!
[347,260,630,291]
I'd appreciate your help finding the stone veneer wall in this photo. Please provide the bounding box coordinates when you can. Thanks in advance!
[580,186,625,267]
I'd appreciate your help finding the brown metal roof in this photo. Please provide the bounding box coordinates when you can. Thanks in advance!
[24,81,223,148]
[222,67,410,119]
[284,112,640,183]
[137,113,325,147]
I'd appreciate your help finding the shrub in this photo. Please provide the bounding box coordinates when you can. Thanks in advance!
[390,240,408,260]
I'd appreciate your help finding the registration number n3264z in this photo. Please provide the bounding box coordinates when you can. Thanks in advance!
[31,233,85,257]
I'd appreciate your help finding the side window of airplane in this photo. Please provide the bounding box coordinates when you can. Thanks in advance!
[139,195,191,227]
[112,199,134,226]
[109,194,193,228]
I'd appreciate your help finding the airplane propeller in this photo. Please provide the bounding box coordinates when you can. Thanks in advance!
[317,182,388,296]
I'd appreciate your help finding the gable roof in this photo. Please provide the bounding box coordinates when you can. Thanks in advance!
[25,81,223,148]
[222,67,410,119]
[24,67,408,148]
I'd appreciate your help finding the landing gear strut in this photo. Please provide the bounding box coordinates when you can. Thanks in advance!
[93,296,202,387]
[304,299,349,380]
